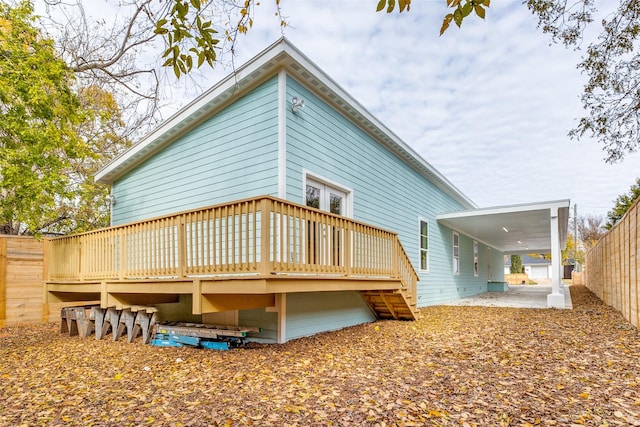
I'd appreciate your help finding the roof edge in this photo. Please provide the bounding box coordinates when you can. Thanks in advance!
[436,199,570,220]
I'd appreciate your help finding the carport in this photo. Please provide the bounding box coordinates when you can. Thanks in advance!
[436,199,570,308]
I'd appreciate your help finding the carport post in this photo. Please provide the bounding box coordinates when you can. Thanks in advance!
[547,207,565,308]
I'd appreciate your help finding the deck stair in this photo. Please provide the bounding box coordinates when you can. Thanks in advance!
[361,289,419,320]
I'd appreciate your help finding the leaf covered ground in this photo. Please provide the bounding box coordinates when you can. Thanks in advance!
[1,285,639,426]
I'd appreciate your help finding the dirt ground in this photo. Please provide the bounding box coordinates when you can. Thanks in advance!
[1,285,639,426]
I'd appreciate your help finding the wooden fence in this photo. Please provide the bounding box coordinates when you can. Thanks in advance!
[585,198,639,327]
[0,235,59,327]
[505,273,529,285]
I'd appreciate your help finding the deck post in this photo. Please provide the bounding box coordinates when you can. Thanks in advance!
[259,198,272,276]
[118,230,126,280]
[100,281,108,309]
[178,216,187,278]
[393,240,400,279]
[344,227,352,277]
[41,239,50,324]
[192,279,202,315]
[77,240,84,281]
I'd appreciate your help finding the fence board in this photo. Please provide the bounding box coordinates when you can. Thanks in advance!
[0,236,45,327]
[632,204,639,326]
[586,198,640,328]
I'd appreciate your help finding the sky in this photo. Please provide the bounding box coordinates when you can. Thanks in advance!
[54,0,640,220]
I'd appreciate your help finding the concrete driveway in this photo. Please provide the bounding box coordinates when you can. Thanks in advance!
[442,284,573,309]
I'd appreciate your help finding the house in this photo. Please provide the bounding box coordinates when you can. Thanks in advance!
[44,39,570,343]
[504,255,552,280]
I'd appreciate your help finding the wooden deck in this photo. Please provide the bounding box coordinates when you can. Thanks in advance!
[45,196,419,320]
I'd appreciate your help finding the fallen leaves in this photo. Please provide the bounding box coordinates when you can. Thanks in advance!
[1,285,639,426]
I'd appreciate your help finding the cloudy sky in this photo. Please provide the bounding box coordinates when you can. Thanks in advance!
[68,0,640,220]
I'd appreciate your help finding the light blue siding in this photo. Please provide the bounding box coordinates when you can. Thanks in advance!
[111,77,280,224]
[239,308,278,344]
[285,77,493,307]
[156,295,201,323]
[285,292,376,341]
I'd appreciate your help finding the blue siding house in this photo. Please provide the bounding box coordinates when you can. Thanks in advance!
[46,39,570,343]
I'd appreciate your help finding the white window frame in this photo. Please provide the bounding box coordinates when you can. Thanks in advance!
[453,231,460,275]
[302,170,353,218]
[473,240,479,277]
[418,218,429,272]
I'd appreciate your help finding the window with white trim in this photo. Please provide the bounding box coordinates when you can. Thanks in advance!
[419,219,429,272]
[473,240,479,277]
[453,232,460,275]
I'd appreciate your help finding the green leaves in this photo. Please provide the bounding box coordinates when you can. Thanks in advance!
[155,1,220,78]
[605,178,640,229]
[441,0,490,35]
[0,1,90,236]
[0,2,127,235]
[558,0,640,163]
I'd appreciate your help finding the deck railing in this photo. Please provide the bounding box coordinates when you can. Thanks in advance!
[46,196,417,299]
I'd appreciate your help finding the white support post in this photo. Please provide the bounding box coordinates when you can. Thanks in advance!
[547,207,565,308]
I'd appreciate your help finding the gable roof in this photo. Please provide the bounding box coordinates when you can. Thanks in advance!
[95,38,476,210]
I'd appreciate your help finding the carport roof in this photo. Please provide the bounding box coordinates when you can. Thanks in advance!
[436,200,570,254]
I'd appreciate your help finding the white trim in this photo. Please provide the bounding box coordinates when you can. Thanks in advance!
[473,240,479,277]
[418,217,429,273]
[109,188,114,227]
[437,199,570,220]
[453,231,460,275]
[302,169,353,218]
[277,70,287,198]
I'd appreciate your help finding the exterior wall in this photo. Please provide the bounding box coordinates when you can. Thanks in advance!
[285,292,376,341]
[111,77,281,225]
[284,76,494,307]
[238,308,278,343]
[156,295,201,323]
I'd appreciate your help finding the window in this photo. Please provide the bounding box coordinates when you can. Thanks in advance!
[304,175,350,217]
[453,232,460,275]
[419,220,429,271]
[304,174,351,266]
[473,240,479,277]
[306,184,321,209]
